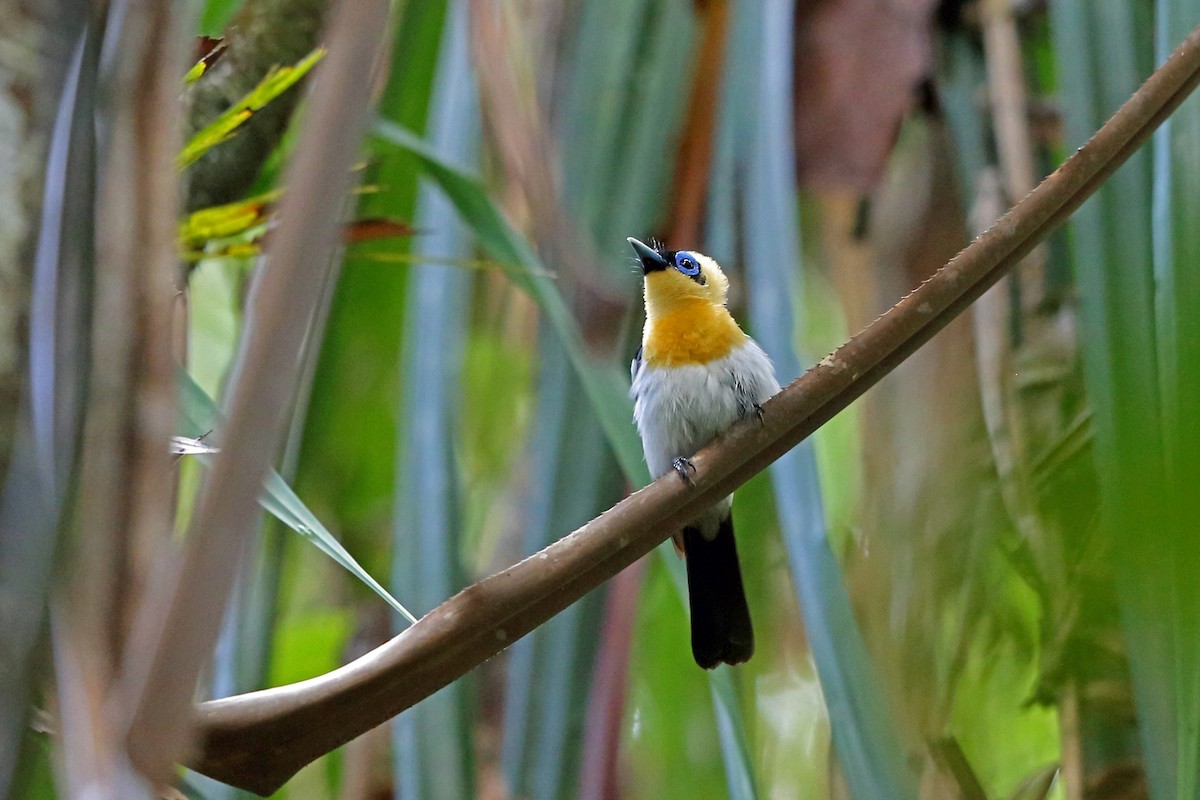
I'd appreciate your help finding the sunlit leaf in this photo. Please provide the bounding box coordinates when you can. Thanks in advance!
[180,190,413,262]
[179,190,280,248]
[178,47,325,169]
[184,37,227,85]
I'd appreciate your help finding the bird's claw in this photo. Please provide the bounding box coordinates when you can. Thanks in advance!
[753,404,765,425]
[672,457,697,485]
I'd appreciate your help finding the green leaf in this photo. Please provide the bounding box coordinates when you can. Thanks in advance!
[1151,1,1200,797]
[629,559,734,800]
[297,0,446,552]
[1048,4,1186,799]
[501,338,618,800]
[198,0,243,37]
[179,190,280,250]
[176,188,279,256]
[184,40,228,86]
[175,368,417,624]
[372,119,650,486]
[184,58,207,86]
[0,19,98,797]
[268,609,353,688]
[178,48,325,170]
[709,668,759,800]
[557,0,696,269]
[390,3,476,797]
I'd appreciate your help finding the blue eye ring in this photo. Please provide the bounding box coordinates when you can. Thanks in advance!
[674,251,701,276]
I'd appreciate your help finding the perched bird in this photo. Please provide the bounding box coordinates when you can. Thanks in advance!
[627,237,781,669]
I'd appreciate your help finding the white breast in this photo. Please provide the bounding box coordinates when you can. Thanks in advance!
[631,340,781,481]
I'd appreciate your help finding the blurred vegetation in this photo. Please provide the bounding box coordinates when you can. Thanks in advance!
[5,0,1200,798]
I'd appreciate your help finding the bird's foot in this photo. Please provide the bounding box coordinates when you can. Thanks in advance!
[753,404,765,425]
[672,456,697,485]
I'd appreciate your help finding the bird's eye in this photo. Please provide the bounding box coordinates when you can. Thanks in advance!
[674,252,701,276]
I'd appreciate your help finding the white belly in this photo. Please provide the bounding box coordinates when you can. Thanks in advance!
[631,340,780,482]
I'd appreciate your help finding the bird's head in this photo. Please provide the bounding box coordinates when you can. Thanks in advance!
[627,237,730,316]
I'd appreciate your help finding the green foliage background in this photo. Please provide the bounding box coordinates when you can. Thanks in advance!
[18,0,1200,798]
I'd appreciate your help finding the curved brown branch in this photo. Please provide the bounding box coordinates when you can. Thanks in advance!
[189,24,1200,797]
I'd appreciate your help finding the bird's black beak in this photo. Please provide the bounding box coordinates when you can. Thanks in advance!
[628,237,668,274]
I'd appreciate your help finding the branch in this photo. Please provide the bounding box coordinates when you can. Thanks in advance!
[189,24,1200,797]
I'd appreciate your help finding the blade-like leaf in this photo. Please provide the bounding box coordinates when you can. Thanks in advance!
[391,2,476,797]
[373,119,649,485]
[501,336,618,800]
[709,667,759,800]
[1048,3,1182,799]
[179,189,281,249]
[1152,1,1200,796]
[555,0,646,237]
[295,0,445,551]
[556,0,696,267]
[176,369,416,623]
[0,19,94,796]
[178,48,325,170]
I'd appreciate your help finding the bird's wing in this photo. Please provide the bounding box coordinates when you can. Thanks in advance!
[630,344,644,391]
[725,340,782,414]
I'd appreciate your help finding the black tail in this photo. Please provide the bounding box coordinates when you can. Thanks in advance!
[683,515,754,669]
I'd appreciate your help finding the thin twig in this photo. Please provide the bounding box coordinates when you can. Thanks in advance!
[189,24,1200,797]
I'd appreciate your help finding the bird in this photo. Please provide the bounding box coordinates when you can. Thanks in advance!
[627,237,781,669]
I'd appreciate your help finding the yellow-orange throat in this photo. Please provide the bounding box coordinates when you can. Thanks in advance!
[643,299,747,366]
